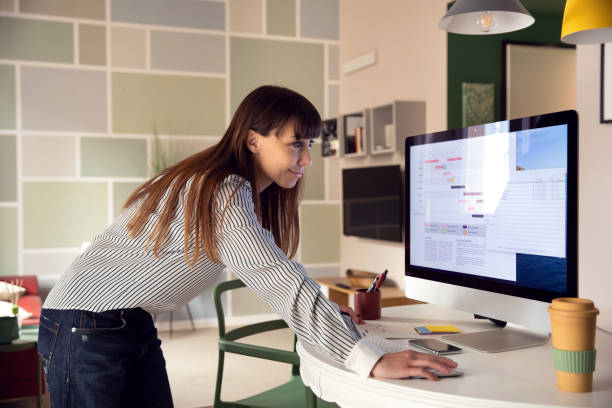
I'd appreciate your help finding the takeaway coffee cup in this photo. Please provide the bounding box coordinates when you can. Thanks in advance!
[354,289,381,320]
[548,298,599,392]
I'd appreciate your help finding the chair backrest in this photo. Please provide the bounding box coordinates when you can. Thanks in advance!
[212,279,315,408]
[213,278,245,338]
[212,278,299,365]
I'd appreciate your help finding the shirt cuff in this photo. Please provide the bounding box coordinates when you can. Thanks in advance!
[344,338,385,378]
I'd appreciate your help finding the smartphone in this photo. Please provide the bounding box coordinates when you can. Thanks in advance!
[408,338,462,355]
[413,368,464,379]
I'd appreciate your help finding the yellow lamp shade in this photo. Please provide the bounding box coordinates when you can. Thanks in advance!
[561,0,612,44]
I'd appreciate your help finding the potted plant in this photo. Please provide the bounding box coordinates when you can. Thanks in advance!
[0,280,21,344]
[150,127,174,176]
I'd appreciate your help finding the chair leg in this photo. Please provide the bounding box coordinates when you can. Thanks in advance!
[169,311,173,339]
[186,303,196,331]
[305,386,317,408]
[214,350,225,408]
[36,352,41,408]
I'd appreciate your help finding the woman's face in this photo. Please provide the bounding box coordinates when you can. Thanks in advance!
[248,121,313,193]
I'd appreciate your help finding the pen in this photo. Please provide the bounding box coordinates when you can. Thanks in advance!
[366,276,379,292]
[374,269,388,291]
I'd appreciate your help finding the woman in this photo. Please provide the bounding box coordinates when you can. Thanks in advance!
[38,86,457,407]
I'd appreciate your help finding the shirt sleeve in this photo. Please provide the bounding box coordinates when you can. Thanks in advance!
[215,177,384,377]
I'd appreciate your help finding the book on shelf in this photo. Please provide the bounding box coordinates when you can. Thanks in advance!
[353,126,364,154]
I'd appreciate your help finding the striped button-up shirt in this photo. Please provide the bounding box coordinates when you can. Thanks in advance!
[44,175,383,377]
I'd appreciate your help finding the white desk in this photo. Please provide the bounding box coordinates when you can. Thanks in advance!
[297,304,612,408]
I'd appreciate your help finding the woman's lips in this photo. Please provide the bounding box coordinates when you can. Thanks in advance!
[289,170,303,178]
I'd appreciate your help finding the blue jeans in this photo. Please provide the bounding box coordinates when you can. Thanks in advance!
[37,308,173,407]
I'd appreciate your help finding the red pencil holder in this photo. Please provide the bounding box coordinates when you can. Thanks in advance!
[354,289,381,320]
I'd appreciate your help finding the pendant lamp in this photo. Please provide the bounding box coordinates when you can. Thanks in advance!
[561,0,612,44]
[439,0,534,35]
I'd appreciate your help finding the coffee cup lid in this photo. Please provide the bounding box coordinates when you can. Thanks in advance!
[551,298,598,313]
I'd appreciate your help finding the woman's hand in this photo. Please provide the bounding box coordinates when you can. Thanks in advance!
[339,305,364,324]
[371,349,458,381]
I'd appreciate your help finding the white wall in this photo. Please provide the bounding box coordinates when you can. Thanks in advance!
[338,0,448,287]
[577,44,612,329]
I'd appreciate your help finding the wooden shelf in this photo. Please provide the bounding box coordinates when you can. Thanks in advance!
[315,277,424,308]
[369,101,426,155]
[340,110,370,157]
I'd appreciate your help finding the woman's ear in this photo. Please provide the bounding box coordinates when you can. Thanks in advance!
[246,130,262,153]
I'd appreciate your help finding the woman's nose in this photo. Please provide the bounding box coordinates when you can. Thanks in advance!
[298,144,312,166]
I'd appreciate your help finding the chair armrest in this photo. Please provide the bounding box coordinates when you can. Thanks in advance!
[224,319,288,342]
[220,319,299,364]
[219,338,300,365]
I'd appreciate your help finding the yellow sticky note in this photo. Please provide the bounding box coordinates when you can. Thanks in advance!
[424,325,461,333]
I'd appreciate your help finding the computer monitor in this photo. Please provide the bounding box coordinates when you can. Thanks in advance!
[404,110,578,352]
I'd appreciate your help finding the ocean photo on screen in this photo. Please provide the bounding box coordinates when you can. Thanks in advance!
[515,125,568,170]
[516,254,566,293]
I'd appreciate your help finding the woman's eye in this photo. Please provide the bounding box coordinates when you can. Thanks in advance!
[291,140,314,149]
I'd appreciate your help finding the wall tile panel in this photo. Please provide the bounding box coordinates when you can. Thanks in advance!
[23,135,77,177]
[327,84,339,118]
[300,0,338,40]
[79,24,106,66]
[113,182,142,219]
[300,204,340,263]
[20,0,105,20]
[0,135,16,202]
[0,65,15,130]
[0,208,18,275]
[111,0,225,31]
[111,26,146,68]
[328,44,339,80]
[151,31,225,73]
[267,0,295,36]
[230,37,324,116]
[165,137,218,166]
[24,251,81,277]
[0,16,73,63]
[229,0,263,34]
[81,137,147,177]
[23,182,108,248]
[0,0,14,12]
[303,142,324,200]
[112,72,225,135]
[21,66,107,131]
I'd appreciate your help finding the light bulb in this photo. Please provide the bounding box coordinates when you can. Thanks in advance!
[475,11,497,33]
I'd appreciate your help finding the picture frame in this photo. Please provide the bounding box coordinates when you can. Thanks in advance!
[602,43,612,123]
[462,82,494,127]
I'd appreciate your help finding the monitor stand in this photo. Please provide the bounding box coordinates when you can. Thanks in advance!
[441,325,550,353]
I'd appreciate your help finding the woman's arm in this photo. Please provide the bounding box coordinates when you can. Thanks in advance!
[214,177,457,379]
[214,177,383,376]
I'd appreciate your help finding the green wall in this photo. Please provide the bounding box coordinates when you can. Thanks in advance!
[447,12,565,130]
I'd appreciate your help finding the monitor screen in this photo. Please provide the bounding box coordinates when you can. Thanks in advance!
[405,110,577,305]
[343,165,402,243]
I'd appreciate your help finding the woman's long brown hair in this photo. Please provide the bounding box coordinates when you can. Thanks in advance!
[123,86,321,266]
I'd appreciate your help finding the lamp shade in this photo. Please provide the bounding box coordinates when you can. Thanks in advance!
[439,0,534,35]
[561,0,612,44]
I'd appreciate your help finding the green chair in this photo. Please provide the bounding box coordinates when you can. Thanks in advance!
[212,279,339,408]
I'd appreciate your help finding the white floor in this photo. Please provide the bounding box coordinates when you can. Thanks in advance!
[160,326,296,408]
